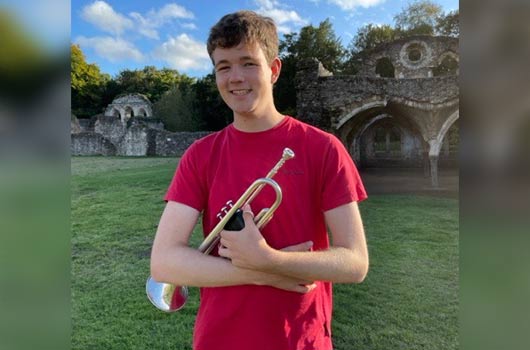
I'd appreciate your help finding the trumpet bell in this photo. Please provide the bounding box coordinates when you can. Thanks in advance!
[146,276,188,312]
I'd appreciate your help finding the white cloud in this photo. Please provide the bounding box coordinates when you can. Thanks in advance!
[154,3,194,22]
[128,3,196,40]
[327,0,386,11]
[254,0,308,34]
[75,36,144,63]
[80,1,196,40]
[81,1,133,36]
[129,12,160,40]
[152,34,210,71]
[181,22,198,30]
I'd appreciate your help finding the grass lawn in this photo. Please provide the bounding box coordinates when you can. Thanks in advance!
[71,157,458,350]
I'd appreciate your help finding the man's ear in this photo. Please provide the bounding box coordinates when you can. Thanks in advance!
[270,57,282,84]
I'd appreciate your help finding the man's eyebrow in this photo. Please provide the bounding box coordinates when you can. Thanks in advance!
[214,55,257,68]
[214,59,229,68]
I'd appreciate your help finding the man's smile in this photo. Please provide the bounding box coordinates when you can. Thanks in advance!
[230,89,252,96]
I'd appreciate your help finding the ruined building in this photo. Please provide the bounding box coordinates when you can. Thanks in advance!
[296,35,459,186]
[71,93,209,156]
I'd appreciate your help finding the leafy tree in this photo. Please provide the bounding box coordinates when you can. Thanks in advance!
[277,19,345,115]
[343,24,397,74]
[71,44,109,117]
[153,84,202,132]
[351,24,397,52]
[436,9,459,37]
[114,66,194,103]
[191,73,232,130]
[394,0,443,36]
[283,19,345,72]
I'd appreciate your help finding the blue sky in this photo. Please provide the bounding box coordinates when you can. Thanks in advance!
[70,0,458,78]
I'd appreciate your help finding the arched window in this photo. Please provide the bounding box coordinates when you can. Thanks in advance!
[373,125,401,156]
[112,108,121,120]
[375,57,395,78]
[433,54,459,76]
[138,108,147,117]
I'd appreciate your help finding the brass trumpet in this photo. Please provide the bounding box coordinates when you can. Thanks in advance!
[146,148,295,312]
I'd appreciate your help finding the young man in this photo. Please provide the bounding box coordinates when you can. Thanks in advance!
[150,10,369,350]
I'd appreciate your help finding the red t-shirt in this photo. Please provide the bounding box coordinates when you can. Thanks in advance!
[165,116,367,350]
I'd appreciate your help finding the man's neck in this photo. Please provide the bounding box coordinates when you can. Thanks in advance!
[232,110,285,133]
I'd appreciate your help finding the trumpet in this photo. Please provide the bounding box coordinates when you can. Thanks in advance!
[146,148,295,312]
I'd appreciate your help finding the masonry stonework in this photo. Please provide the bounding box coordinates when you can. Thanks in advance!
[296,36,459,187]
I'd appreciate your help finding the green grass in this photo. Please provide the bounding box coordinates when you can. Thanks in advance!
[71,157,458,350]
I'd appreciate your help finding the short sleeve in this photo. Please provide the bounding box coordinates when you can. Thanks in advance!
[320,135,367,212]
[164,142,207,211]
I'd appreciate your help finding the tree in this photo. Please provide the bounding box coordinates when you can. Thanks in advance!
[276,19,345,115]
[394,0,443,36]
[350,24,397,52]
[191,73,232,130]
[436,9,459,37]
[114,66,194,103]
[343,24,397,75]
[71,44,109,117]
[153,84,202,132]
[285,19,345,72]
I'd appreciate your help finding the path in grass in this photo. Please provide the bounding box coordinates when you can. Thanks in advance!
[71,157,458,350]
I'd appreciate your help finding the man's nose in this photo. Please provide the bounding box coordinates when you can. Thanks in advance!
[228,66,244,83]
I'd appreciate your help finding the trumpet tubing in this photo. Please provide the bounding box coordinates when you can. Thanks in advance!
[146,148,295,312]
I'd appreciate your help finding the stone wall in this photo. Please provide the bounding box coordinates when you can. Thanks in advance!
[71,115,212,157]
[71,132,116,156]
[356,36,459,78]
[94,117,127,146]
[296,57,458,130]
[154,130,212,156]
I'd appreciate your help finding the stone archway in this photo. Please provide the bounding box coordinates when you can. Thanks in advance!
[296,36,459,187]
[104,93,154,121]
[138,107,148,117]
[111,108,121,120]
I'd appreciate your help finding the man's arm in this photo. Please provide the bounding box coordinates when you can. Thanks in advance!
[150,201,316,293]
[218,201,369,283]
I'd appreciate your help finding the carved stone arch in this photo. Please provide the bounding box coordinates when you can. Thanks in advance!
[347,114,389,164]
[335,99,388,131]
[111,108,121,119]
[433,51,459,76]
[335,98,425,168]
[138,107,148,117]
[375,57,395,78]
[430,109,459,156]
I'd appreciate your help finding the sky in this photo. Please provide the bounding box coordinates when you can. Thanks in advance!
[69,0,458,79]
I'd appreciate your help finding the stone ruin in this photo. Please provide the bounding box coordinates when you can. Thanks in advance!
[104,94,153,121]
[71,36,458,187]
[71,93,210,157]
[295,35,459,187]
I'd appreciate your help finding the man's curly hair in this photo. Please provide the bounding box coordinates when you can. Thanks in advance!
[207,10,279,64]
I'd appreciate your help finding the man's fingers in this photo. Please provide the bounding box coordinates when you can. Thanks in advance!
[242,204,254,222]
[293,283,317,293]
[218,244,231,259]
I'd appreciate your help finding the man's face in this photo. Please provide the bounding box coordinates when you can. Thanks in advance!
[212,41,280,119]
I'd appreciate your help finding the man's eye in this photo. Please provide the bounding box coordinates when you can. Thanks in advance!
[244,62,256,67]
[217,66,229,72]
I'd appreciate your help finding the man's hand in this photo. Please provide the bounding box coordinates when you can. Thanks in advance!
[218,205,313,270]
[218,205,273,270]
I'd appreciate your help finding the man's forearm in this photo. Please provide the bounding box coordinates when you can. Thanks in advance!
[260,246,369,283]
[151,245,316,292]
